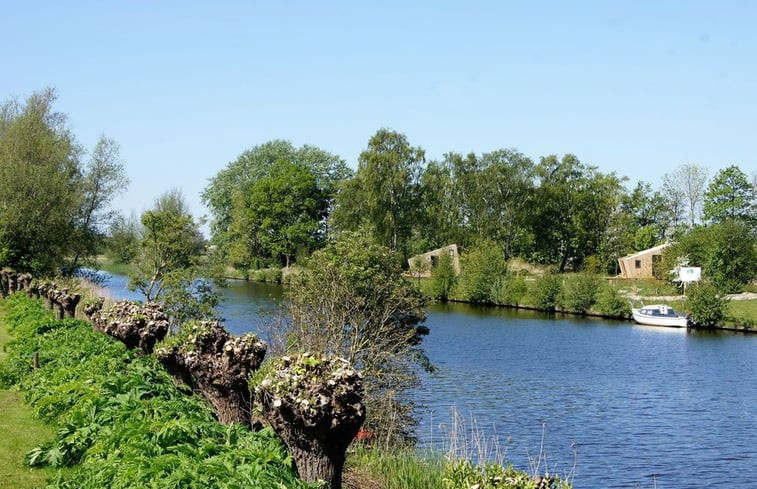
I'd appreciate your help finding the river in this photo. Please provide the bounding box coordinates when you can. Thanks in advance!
[103,274,757,488]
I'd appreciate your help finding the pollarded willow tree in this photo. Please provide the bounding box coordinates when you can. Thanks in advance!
[283,231,430,444]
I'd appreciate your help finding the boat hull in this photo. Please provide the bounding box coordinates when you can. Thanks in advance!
[632,308,689,328]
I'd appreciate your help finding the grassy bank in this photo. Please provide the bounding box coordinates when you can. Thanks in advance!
[415,274,757,327]
[0,293,571,489]
[0,294,309,489]
[0,309,61,489]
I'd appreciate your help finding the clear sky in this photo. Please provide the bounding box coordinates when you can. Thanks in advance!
[2,1,756,229]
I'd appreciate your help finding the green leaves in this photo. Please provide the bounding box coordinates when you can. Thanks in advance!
[703,165,756,224]
[0,295,313,489]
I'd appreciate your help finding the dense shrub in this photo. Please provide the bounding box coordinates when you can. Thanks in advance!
[662,221,757,293]
[0,294,311,489]
[490,275,528,307]
[458,241,508,303]
[431,251,457,301]
[250,268,283,283]
[687,282,730,327]
[559,274,600,314]
[595,284,631,318]
[529,273,562,312]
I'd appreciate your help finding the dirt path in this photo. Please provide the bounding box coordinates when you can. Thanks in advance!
[626,292,757,302]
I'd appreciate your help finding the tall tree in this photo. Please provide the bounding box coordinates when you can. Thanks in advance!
[230,160,327,268]
[131,189,205,301]
[202,140,350,259]
[530,154,623,271]
[703,165,756,224]
[70,136,129,269]
[106,211,141,264]
[619,181,669,251]
[332,129,424,260]
[416,159,464,252]
[475,149,535,258]
[663,164,709,227]
[0,88,82,274]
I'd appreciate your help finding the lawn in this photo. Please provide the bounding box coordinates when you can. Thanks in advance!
[0,312,62,489]
[0,391,61,489]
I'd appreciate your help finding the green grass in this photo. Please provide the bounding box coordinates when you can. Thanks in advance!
[0,309,61,489]
[611,278,680,297]
[347,445,445,489]
[95,259,135,276]
[0,391,62,489]
[729,300,757,319]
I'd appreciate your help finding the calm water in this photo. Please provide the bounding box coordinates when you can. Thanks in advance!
[102,275,757,488]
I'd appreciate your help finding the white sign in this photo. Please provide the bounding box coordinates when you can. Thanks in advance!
[679,267,702,283]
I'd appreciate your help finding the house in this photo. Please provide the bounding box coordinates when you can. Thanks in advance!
[617,243,670,279]
[407,244,461,278]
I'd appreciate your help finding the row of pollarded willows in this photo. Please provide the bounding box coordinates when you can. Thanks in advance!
[0,268,81,319]
[7,269,365,489]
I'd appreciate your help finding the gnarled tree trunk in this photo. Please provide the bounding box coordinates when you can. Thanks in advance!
[91,301,169,354]
[256,354,365,489]
[155,321,266,427]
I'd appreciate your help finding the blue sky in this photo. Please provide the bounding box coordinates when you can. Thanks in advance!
[2,1,755,228]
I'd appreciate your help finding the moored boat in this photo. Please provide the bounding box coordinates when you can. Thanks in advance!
[631,304,689,328]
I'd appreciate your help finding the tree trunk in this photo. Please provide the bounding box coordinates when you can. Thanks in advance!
[200,386,251,426]
[288,441,343,489]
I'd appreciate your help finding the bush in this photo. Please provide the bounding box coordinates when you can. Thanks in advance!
[595,284,631,318]
[490,275,528,307]
[559,274,600,314]
[458,241,507,304]
[431,252,457,301]
[529,273,562,312]
[663,221,757,293]
[250,268,283,283]
[687,282,730,327]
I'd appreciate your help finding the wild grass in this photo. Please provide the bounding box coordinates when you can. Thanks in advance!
[94,258,134,277]
[347,407,574,489]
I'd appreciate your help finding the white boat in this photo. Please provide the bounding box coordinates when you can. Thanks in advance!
[631,304,689,328]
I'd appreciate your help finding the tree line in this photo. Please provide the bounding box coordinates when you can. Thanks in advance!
[200,129,756,280]
[1,89,754,292]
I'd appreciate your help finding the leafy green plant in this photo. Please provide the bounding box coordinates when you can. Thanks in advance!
[431,251,457,301]
[687,282,730,327]
[559,274,600,314]
[0,294,313,489]
[443,459,571,489]
[458,241,508,304]
[595,284,631,318]
[529,273,562,312]
[490,275,528,307]
[250,268,283,283]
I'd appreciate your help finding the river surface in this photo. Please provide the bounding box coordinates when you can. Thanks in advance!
[103,274,757,488]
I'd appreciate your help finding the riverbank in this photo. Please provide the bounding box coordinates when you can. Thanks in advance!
[417,274,757,332]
